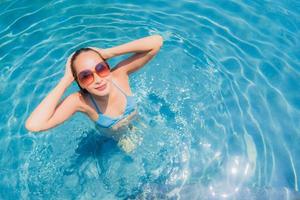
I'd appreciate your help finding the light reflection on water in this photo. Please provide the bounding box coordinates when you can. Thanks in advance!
[0,0,300,199]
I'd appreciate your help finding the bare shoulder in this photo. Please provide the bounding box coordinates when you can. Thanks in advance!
[111,70,133,95]
[65,92,87,112]
[77,92,100,120]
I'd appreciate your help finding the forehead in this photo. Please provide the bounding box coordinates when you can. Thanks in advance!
[74,51,104,72]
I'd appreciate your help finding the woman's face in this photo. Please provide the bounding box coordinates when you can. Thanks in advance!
[74,51,112,96]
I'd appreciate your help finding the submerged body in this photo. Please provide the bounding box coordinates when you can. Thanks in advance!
[83,77,141,153]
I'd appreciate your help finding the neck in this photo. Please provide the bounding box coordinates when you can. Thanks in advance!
[94,93,110,102]
[93,81,117,103]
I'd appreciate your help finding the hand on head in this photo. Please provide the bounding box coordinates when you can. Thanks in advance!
[63,52,75,83]
[88,46,113,60]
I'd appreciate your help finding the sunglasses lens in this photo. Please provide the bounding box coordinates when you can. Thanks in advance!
[95,62,110,77]
[78,70,94,85]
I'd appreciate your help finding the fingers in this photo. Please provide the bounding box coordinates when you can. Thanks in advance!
[66,52,76,68]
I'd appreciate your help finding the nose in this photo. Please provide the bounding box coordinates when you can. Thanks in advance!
[93,72,105,85]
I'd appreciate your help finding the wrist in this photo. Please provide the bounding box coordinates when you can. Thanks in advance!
[88,46,114,60]
[102,48,115,60]
[61,76,74,86]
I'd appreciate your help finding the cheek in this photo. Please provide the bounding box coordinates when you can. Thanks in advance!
[75,80,85,90]
[78,81,88,90]
[106,82,112,91]
[105,73,112,81]
[102,75,111,84]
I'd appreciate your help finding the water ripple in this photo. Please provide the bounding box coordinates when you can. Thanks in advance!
[0,0,300,199]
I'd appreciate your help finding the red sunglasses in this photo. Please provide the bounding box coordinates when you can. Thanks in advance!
[77,61,110,86]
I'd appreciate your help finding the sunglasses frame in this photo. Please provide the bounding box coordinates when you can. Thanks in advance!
[77,61,110,86]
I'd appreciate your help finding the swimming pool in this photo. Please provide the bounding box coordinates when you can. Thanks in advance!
[0,0,300,199]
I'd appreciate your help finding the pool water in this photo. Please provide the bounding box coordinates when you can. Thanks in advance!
[1,0,300,199]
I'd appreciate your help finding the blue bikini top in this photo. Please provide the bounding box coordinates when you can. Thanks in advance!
[89,80,137,128]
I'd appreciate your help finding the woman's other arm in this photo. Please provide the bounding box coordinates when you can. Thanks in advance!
[93,35,163,75]
[25,55,82,132]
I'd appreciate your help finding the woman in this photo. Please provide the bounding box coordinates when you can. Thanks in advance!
[25,35,163,133]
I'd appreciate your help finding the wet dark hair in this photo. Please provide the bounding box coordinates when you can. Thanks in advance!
[70,47,106,94]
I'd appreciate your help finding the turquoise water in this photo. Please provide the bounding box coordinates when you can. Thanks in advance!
[1,0,300,199]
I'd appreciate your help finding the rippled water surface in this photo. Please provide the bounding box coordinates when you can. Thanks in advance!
[1,0,300,199]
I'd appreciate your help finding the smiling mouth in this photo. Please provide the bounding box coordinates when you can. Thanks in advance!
[95,83,107,91]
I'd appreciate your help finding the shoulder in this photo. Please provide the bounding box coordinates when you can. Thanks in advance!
[66,92,88,112]
[111,70,133,95]
[111,67,129,81]
[64,92,98,121]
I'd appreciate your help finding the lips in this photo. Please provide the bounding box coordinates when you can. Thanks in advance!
[95,83,107,91]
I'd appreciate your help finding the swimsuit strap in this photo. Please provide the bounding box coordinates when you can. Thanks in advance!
[89,93,102,114]
[89,80,128,114]
[111,79,128,97]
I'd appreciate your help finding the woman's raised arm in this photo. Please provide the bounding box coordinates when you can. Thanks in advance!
[25,55,82,132]
[92,35,163,75]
